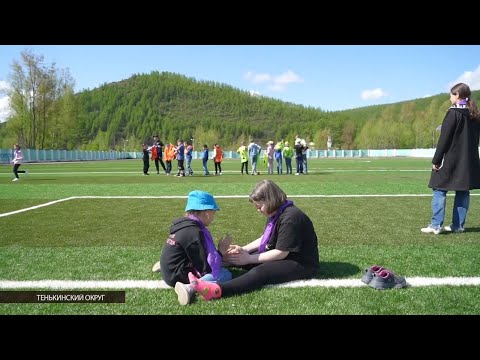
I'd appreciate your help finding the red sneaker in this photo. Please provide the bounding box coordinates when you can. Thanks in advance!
[188,272,222,301]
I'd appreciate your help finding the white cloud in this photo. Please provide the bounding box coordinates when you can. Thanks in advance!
[244,71,254,80]
[0,95,11,123]
[249,90,261,97]
[273,70,303,86]
[0,81,11,122]
[361,88,387,101]
[244,70,303,92]
[0,80,10,92]
[449,65,480,91]
[244,71,270,84]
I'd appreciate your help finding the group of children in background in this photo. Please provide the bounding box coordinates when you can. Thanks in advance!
[9,135,309,182]
[142,135,309,177]
[142,136,223,177]
[143,137,188,177]
[237,136,308,176]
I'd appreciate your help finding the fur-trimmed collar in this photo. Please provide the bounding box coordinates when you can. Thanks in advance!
[450,103,468,109]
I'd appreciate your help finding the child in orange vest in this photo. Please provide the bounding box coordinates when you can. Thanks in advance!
[212,144,223,175]
[164,142,176,175]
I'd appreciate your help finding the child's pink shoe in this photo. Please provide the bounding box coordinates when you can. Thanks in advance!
[188,272,222,301]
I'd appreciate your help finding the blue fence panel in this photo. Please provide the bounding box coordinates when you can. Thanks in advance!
[3,147,479,164]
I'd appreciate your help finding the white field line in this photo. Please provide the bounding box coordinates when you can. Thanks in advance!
[1,277,480,289]
[272,277,480,288]
[2,194,479,218]
[0,197,77,218]
[0,280,172,289]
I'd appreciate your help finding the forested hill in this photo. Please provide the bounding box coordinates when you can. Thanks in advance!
[74,71,479,151]
[76,71,335,151]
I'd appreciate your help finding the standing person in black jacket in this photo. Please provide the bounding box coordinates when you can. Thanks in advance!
[294,138,304,175]
[152,135,166,174]
[142,143,150,175]
[158,190,233,305]
[421,83,480,234]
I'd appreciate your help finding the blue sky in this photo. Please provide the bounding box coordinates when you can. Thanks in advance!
[1,45,480,122]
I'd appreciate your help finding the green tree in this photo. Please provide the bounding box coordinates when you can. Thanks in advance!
[6,49,76,149]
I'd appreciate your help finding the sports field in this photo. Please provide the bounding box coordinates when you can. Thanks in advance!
[1,157,479,315]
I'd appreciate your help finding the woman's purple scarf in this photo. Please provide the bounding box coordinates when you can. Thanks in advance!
[188,214,222,279]
[258,200,293,253]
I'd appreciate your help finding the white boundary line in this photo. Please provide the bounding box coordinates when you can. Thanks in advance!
[1,194,479,218]
[0,197,77,218]
[272,277,480,288]
[1,277,480,289]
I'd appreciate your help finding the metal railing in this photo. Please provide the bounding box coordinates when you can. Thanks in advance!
[1,147,455,164]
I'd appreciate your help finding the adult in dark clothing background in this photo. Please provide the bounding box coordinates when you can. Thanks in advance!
[152,135,166,174]
[294,139,305,175]
[141,143,150,175]
[421,83,480,234]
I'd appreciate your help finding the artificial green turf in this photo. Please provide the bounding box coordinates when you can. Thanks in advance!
[1,158,479,315]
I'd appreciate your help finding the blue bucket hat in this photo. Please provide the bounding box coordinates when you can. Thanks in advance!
[185,190,220,212]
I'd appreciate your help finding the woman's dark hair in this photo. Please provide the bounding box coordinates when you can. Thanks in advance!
[450,83,480,121]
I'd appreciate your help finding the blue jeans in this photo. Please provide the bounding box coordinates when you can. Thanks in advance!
[200,267,232,283]
[296,155,304,174]
[285,157,292,174]
[250,155,258,174]
[276,158,283,174]
[186,157,193,175]
[430,189,470,229]
[202,159,209,175]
